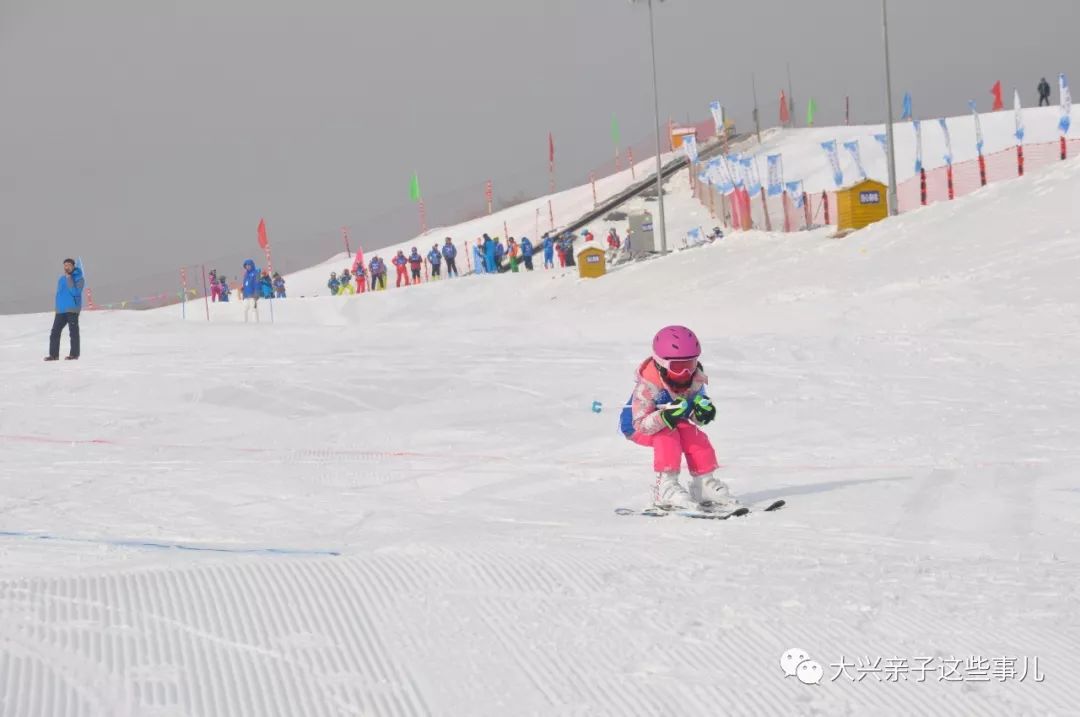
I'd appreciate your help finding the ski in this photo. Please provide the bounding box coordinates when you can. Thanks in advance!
[614,500,785,519]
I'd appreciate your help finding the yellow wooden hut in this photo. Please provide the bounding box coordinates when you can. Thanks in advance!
[836,179,889,232]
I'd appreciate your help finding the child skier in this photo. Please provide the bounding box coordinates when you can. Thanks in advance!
[408,247,424,284]
[619,325,733,511]
[339,268,355,295]
[427,244,442,279]
[393,251,410,287]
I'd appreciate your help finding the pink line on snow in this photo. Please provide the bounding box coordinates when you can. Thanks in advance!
[0,434,117,446]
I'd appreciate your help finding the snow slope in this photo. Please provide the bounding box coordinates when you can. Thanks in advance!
[1,157,1080,715]
[755,105,1080,192]
[277,151,681,298]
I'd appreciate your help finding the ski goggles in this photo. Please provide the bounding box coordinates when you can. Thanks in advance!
[655,356,698,381]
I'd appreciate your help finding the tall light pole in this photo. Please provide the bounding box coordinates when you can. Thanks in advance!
[882,0,899,215]
[633,0,668,253]
[786,62,797,128]
[751,72,762,143]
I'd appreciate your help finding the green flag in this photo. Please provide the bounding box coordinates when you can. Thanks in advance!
[611,115,620,145]
[806,98,817,126]
[409,172,421,202]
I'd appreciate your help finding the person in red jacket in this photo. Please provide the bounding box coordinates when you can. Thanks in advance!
[607,228,621,250]
[353,261,367,293]
[392,250,410,287]
[408,247,424,284]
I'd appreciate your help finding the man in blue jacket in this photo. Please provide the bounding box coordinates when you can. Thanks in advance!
[441,238,459,277]
[241,259,261,322]
[520,237,535,271]
[472,241,485,275]
[46,258,84,361]
[542,233,555,269]
[483,234,496,274]
[427,244,442,279]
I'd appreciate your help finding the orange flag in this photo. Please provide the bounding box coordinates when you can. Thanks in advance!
[991,81,1004,111]
[257,218,269,249]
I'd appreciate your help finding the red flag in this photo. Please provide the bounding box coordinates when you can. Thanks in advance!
[352,247,365,273]
[548,132,555,165]
[257,218,269,250]
[779,91,790,125]
[991,81,1004,111]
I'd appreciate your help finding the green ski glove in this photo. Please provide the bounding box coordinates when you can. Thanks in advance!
[660,398,691,428]
[692,395,716,425]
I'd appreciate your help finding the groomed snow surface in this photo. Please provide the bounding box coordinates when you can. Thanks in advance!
[3,152,1080,715]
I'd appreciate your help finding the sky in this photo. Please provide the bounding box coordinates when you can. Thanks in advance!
[0,0,1076,312]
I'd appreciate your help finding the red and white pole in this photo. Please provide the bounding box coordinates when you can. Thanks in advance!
[201,265,210,321]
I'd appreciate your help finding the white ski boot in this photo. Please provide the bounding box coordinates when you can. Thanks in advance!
[652,472,696,511]
[690,473,743,513]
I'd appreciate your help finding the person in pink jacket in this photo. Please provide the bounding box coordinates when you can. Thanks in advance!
[619,325,735,511]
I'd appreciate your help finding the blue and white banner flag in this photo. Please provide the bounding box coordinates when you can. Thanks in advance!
[1061,74,1073,136]
[874,133,888,154]
[913,120,923,174]
[727,155,745,188]
[683,134,699,163]
[766,154,784,196]
[710,101,725,136]
[901,92,913,121]
[821,140,844,187]
[1014,90,1025,144]
[843,140,868,179]
[968,101,984,155]
[785,181,805,208]
[712,158,734,194]
[938,118,954,166]
[742,157,761,195]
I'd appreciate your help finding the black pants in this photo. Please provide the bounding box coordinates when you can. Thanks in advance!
[523,256,534,271]
[432,264,441,277]
[1039,96,1050,107]
[445,258,458,276]
[49,312,80,358]
[411,268,421,281]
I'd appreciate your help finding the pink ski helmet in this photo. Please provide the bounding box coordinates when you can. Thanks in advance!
[652,325,701,387]
[652,325,701,361]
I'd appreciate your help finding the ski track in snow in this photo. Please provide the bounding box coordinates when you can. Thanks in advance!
[3,141,1080,715]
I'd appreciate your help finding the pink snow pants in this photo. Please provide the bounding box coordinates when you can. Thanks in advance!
[630,422,718,476]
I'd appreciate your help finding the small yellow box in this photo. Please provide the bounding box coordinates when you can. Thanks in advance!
[577,247,607,279]
[836,179,889,231]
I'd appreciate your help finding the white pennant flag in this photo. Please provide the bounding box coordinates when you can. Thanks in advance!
[939,118,954,166]
[913,120,924,173]
[969,101,985,156]
[821,140,844,187]
[1014,90,1025,144]
[683,134,700,163]
[709,101,725,137]
[843,140,868,179]
[1061,74,1073,136]
[766,154,784,196]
